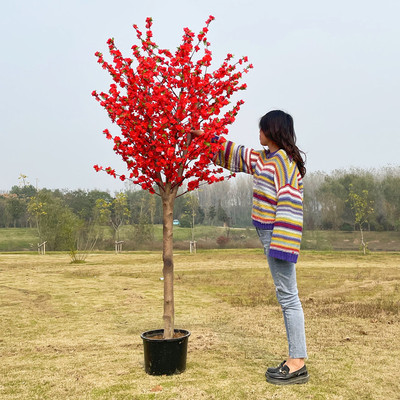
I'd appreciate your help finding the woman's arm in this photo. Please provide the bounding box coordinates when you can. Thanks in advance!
[191,129,260,175]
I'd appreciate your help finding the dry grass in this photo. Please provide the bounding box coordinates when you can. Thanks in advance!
[0,250,399,399]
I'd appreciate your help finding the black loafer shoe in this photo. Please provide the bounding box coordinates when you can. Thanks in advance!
[266,360,286,374]
[266,364,309,385]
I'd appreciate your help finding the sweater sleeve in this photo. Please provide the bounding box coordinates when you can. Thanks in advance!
[269,155,303,263]
[214,139,260,175]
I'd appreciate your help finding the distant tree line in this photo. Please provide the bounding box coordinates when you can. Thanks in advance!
[303,167,400,232]
[0,176,252,232]
[0,167,399,250]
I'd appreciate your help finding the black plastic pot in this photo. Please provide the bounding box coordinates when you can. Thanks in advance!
[141,329,191,375]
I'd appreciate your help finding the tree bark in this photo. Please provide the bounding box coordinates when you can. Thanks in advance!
[360,226,366,255]
[161,183,177,339]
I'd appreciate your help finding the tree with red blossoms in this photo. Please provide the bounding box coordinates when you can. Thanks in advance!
[93,16,252,338]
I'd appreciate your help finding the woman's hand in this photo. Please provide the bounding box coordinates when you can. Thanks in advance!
[190,129,204,138]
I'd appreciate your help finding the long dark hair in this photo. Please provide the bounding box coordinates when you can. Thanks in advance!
[259,110,306,177]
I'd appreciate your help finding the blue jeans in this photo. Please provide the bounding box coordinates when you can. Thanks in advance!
[257,228,308,359]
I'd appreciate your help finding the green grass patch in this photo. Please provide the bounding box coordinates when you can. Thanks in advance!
[0,228,38,251]
[2,226,400,252]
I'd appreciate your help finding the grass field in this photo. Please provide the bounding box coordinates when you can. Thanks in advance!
[1,227,400,252]
[0,250,399,399]
[0,228,38,251]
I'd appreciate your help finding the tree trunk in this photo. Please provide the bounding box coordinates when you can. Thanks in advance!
[191,211,195,242]
[360,226,366,255]
[161,184,177,339]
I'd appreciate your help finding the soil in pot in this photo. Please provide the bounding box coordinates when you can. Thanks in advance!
[141,329,190,375]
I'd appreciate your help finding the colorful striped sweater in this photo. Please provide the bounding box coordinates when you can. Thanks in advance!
[214,139,303,263]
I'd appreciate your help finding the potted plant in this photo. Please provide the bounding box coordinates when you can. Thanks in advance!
[92,15,252,375]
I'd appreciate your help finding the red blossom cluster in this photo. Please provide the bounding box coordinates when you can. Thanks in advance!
[92,16,252,194]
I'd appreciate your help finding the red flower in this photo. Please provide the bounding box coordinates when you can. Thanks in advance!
[103,129,112,139]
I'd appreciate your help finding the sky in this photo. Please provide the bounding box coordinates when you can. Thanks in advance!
[1,0,399,192]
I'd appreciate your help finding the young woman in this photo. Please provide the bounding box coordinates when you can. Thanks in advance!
[191,110,309,385]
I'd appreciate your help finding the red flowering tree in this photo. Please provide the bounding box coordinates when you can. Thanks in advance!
[93,16,252,338]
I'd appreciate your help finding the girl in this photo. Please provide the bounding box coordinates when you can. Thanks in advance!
[191,110,309,385]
